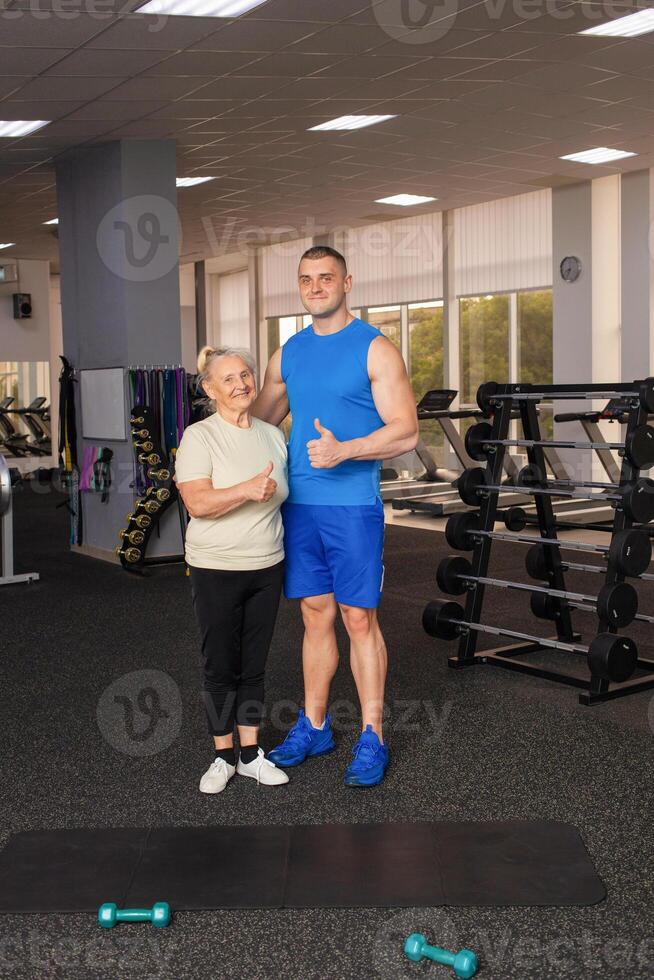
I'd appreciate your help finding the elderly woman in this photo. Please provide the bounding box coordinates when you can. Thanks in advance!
[175,346,289,793]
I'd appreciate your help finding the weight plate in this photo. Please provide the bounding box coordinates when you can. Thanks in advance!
[445,512,480,551]
[587,633,638,683]
[436,556,473,596]
[530,592,560,620]
[609,529,651,578]
[622,478,654,524]
[625,424,654,470]
[639,379,654,414]
[504,506,528,532]
[596,582,638,628]
[464,422,493,462]
[525,544,548,580]
[457,467,487,507]
[423,599,465,640]
[476,381,499,417]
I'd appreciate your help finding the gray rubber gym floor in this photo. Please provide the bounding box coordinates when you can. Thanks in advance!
[1,480,653,980]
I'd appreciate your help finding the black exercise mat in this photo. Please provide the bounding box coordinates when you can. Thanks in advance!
[0,821,605,912]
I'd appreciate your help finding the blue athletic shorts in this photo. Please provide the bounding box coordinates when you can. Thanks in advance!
[281,500,385,609]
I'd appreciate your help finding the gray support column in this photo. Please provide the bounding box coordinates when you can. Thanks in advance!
[247,251,261,382]
[552,177,620,482]
[621,169,654,380]
[56,139,182,560]
[442,210,460,470]
[195,259,207,353]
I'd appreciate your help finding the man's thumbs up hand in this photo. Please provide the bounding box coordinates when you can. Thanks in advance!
[307,418,344,469]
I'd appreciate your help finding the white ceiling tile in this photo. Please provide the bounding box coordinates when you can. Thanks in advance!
[148,100,238,118]
[140,50,259,75]
[507,62,616,91]
[47,48,173,76]
[86,16,218,50]
[576,39,654,74]
[288,23,388,55]
[0,47,72,75]
[34,119,119,139]
[0,15,107,47]
[232,53,343,76]
[0,101,82,118]
[103,120,179,138]
[192,20,323,52]
[588,74,654,101]
[243,0,370,21]
[0,78,21,99]
[504,34,618,62]
[190,76,291,99]
[10,75,127,101]
[104,76,216,101]
[65,100,169,120]
[451,31,543,59]
[316,55,431,79]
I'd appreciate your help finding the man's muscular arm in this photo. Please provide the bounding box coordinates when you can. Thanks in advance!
[251,347,290,426]
[307,336,419,468]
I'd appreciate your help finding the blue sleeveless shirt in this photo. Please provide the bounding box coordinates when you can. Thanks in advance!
[281,318,384,505]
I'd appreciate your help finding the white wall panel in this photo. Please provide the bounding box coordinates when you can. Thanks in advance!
[261,236,313,318]
[214,268,250,349]
[455,190,552,296]
[333,213,443,308]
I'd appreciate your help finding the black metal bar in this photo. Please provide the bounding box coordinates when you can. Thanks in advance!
[478,652,591,689]
[455,398,513,664]
[520,397,576,641]
[488,381,648,401]
[580,672,654,704]
[448,639,543,667]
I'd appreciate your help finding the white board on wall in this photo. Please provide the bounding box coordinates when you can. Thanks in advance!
[80,367,126,441]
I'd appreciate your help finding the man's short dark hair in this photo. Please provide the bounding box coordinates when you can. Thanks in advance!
[299,245,347,274]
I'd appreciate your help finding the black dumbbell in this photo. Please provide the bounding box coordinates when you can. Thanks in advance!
[423,598,638,683]
[436,555,638,628]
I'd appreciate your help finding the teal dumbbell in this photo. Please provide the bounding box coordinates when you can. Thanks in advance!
[404,933,478,979]
[98,901,171,929]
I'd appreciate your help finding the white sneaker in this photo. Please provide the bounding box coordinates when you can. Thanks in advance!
[236,748,289,786]
[199,756,236,794]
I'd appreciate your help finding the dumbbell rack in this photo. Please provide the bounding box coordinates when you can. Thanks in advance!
[117,404,182,575]
[443,380,654,705]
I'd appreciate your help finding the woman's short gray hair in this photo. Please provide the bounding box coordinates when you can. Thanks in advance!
[196,346,257,413]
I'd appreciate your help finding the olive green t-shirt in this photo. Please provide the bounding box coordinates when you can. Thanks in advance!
[175,412,288,571]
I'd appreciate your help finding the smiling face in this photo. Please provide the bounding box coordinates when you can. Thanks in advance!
[204,355,256,415]
[298,255,351,319]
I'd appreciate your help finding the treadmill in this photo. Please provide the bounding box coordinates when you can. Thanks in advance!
[390,392,610,519]
[390,392,536,517]
[381,389,460,501]
[547,398,635,526]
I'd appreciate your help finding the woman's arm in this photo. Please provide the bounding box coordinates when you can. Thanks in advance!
[178,463,277,519]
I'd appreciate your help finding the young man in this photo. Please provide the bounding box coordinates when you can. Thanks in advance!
[252,245,418,787]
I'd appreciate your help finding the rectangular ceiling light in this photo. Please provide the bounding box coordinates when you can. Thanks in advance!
[0,243,15,249]
[309,114,396,132]
[136,0,268,15]
[0,120,50,137]
[176,176,216,187]
[559,147,637,164]
[580,10,654,37]
[44,218,58,225]
[375,193,437,206]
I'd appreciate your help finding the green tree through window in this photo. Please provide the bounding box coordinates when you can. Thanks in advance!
[460,295,510,405]
[409,303,445,463]
[518,290,553,439]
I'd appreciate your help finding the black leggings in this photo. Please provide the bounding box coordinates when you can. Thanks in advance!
[189,561,284,737]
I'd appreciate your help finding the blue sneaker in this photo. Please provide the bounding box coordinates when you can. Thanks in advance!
[267,709,335,767]
[343,725,389,787]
